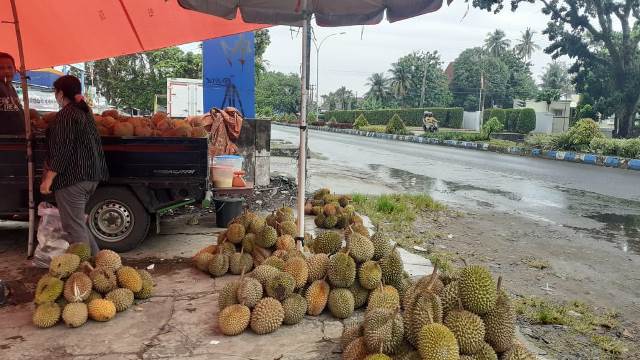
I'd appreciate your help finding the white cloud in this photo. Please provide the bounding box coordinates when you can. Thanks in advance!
[262,1,557,97]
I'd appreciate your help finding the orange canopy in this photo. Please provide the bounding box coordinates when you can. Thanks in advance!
[0,0,266,70]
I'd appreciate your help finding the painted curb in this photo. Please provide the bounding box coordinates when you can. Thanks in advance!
[274,123,640,171]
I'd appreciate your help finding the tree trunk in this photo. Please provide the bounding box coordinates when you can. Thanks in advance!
[615,102,637,138]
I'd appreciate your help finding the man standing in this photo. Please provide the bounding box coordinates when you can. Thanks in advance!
[0,52,25,135]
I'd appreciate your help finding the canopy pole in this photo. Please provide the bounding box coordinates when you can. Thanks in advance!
[10,0,36,257]
[296,2,311,247]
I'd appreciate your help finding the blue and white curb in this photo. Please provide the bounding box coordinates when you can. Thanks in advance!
[274,123,640,171]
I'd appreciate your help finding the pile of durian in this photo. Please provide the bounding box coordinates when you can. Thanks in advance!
[32,245,154,329]
[305,188,355,230]
[340,265,536,360]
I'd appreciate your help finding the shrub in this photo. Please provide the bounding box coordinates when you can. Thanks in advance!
[385,114,410,135]
[619,138,640,158]
[588,137,640,158]
[483,109,506,128]
[482,108,535,133]
[482,117,504,138]
[353,114,369,130]
[323,107,464,127]
[360,125,386,133]
[424,131,486,142]
[516,108,536,134]
[525,134,558,150]
[567,119,603,150]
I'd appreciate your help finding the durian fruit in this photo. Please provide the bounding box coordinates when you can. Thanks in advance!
[242,234,256,253]
[249,217,266,234]
[502,342,536,360]
[315,213,326,228]
[323,203,337,216]
[219,242,237,256]
[471,342,498,360]
[49,254,81,279]
[343,337,369,360]
[278,221,297,237]
[483,280,516,353]
[250,297,284,335]
[218,279,241,311]
[236,276,263,308]
[306,253,329,283]
[63,272,93,302]
[323,215,338,228]
[370,231,392,260]
[282,293,307,325]
[345,223,369,239]
[94,249,122,272]
[393,342,421,360]
[415,272,445,295]
[349,281,370,309]
[265,211,278,228]
[358,261,382,290]
[66,243,91,262]
[218,304,251,336]
[341,321,363,351]
[327,251,356,288]
[90,266,118,294]
[276,234,296,251]
[440,268,461,286]
[396,277,413,304]
[417,323,459,360]
[364,307,404,354]
[406,292,443,347]
[117,266,143,293]
[263,256,286,270]
[33,302,61,328]
[380,247,403,287]
[364,355,392,360]
[458,265,497,316]
[249,265,280,289]
[227,223,246,244]
[311,231,342,255]
[105,288,134,312]
[229,251,254,275]
[208,254,229,277]
[256,225,278,248]
[266,272,295,301]
[313,187,331,200]
[284,257,309,288]
[311,206,324,216]
[87,298,117,322]
[135,269,154,299]
[194,252,214,272]
[441,281,460,315]
[444,307,485,355]
[339,195,350,207]
[306,279,330,316]
[34,275,63,305]
[62,302,88,328]
[328,288,355,319]
[367,285,401,312]
[275,205,295,223]
[335,214,350,229]
[85,290,102,303]
[347,233,375,263]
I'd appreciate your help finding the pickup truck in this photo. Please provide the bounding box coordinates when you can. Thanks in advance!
[0,135,209,252]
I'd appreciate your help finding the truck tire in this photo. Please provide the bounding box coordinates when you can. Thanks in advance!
[86,186,150,252]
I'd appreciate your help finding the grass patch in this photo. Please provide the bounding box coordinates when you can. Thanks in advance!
[521,256,551,270]
[515,297,626,356]
[359,125,387,133]
[422,131,487,142]
[489,139,518,149]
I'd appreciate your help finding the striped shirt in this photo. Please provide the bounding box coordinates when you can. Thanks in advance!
[46,104,108,191]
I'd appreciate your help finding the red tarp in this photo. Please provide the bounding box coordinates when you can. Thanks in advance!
[0,0,266,70]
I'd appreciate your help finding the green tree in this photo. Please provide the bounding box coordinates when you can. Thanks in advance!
[254,29,271,80]
[449,47,536,110]
[255,71,300,115]
[366,73,389,105]
[390,62,413,106]
[332,86,356,110]
[540,61,574,96]
[514,28,540,60]
[471,0,640,138]
[536,88,561,111]
[484,29,511,57]
[387,51,452,108]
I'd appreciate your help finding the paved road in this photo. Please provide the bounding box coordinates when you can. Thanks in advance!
[272,124,640,254]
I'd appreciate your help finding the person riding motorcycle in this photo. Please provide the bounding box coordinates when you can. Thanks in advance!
[422,111,438,133]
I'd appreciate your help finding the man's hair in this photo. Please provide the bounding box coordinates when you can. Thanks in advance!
[0,52,16,68]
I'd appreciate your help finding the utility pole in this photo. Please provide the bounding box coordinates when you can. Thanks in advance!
[313,31,346,120]
[478,52,485,128]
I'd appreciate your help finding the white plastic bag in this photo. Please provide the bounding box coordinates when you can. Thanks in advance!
[32,202,69,268]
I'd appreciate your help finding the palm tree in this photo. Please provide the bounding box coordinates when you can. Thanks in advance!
[366,73,389,103]
[334,86,355,110]
[390,64,413,106]
[484,29,511,57]
[515,28,540,60]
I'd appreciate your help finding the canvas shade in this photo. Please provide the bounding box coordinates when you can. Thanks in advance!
[0,0,266,70]
[178,0,445,26]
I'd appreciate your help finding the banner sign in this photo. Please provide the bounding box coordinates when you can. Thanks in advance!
[202,32,255,118]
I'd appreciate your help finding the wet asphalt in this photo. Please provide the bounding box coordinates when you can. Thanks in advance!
[272,125,640,255]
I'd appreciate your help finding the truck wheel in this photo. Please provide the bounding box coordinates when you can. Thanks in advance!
[86,186,150,252]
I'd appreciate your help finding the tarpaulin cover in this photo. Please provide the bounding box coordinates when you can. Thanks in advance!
[0,0,266,70]
[178,0,444,26]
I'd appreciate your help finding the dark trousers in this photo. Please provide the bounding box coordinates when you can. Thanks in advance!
[55,181,99,256]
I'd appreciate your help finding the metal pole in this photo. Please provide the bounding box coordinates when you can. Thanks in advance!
[296,2,311,246]
[316,46,320,121]
[10,0,36,257]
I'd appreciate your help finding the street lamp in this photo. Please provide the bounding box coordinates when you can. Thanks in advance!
[313,31,346,121]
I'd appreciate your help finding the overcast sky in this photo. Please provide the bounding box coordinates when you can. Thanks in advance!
[260,1,556,98]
